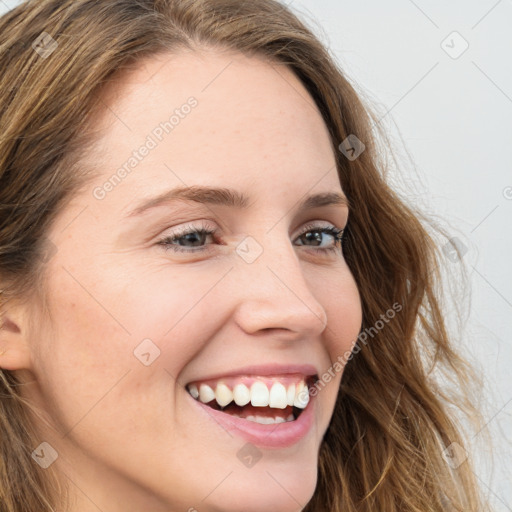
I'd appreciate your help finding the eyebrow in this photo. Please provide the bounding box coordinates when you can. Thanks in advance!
[125,185,350,218]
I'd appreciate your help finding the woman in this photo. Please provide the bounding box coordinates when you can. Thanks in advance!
[0,0,491,511]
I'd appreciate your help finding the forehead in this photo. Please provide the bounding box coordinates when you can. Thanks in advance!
[85,49,340,208]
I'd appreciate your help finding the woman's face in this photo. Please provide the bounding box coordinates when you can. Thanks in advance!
[20,50,362,511]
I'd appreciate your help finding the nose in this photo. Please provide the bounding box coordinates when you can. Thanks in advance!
[231,232,328,341]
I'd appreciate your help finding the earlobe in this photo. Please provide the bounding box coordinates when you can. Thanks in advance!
[0,347,32,371]
[0,305,33,371]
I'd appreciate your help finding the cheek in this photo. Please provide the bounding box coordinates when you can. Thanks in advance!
[37,254,225,388]
[30,273,183,462]
[42,255,212,361]
[44,284,128,369]
[314,268,362,407]
[31,286,130,432]
[322,267,363,354]
[115,265,232,368]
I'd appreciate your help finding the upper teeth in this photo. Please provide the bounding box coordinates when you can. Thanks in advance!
[187,378,310,409]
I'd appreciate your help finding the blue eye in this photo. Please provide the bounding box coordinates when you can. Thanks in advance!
[157,221,344,255]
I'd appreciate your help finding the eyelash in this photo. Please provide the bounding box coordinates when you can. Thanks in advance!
[156,221,345,256]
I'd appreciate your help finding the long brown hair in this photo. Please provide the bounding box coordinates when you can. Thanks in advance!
[0,1,492,510]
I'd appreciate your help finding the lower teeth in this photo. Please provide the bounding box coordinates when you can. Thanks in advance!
[195,397,301,424]
[228,414,295,424]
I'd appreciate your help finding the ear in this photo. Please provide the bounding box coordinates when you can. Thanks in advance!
[0,298,33,371]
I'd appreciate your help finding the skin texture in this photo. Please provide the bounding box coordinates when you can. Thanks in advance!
[3,50,362,511]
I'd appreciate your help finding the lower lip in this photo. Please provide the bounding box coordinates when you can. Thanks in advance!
[188,394,315,449]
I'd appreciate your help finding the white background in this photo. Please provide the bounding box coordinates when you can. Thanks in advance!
[1,0,511,510]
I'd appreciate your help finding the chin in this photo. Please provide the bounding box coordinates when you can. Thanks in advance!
[197,456,318,512]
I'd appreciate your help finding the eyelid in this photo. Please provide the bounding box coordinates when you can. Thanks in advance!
[296,220,341,235]
[163,220,217,236]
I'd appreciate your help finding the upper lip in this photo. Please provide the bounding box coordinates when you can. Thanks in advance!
[185,363,319,385]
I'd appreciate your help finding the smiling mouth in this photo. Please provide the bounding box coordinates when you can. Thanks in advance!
[185,374,317,425]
